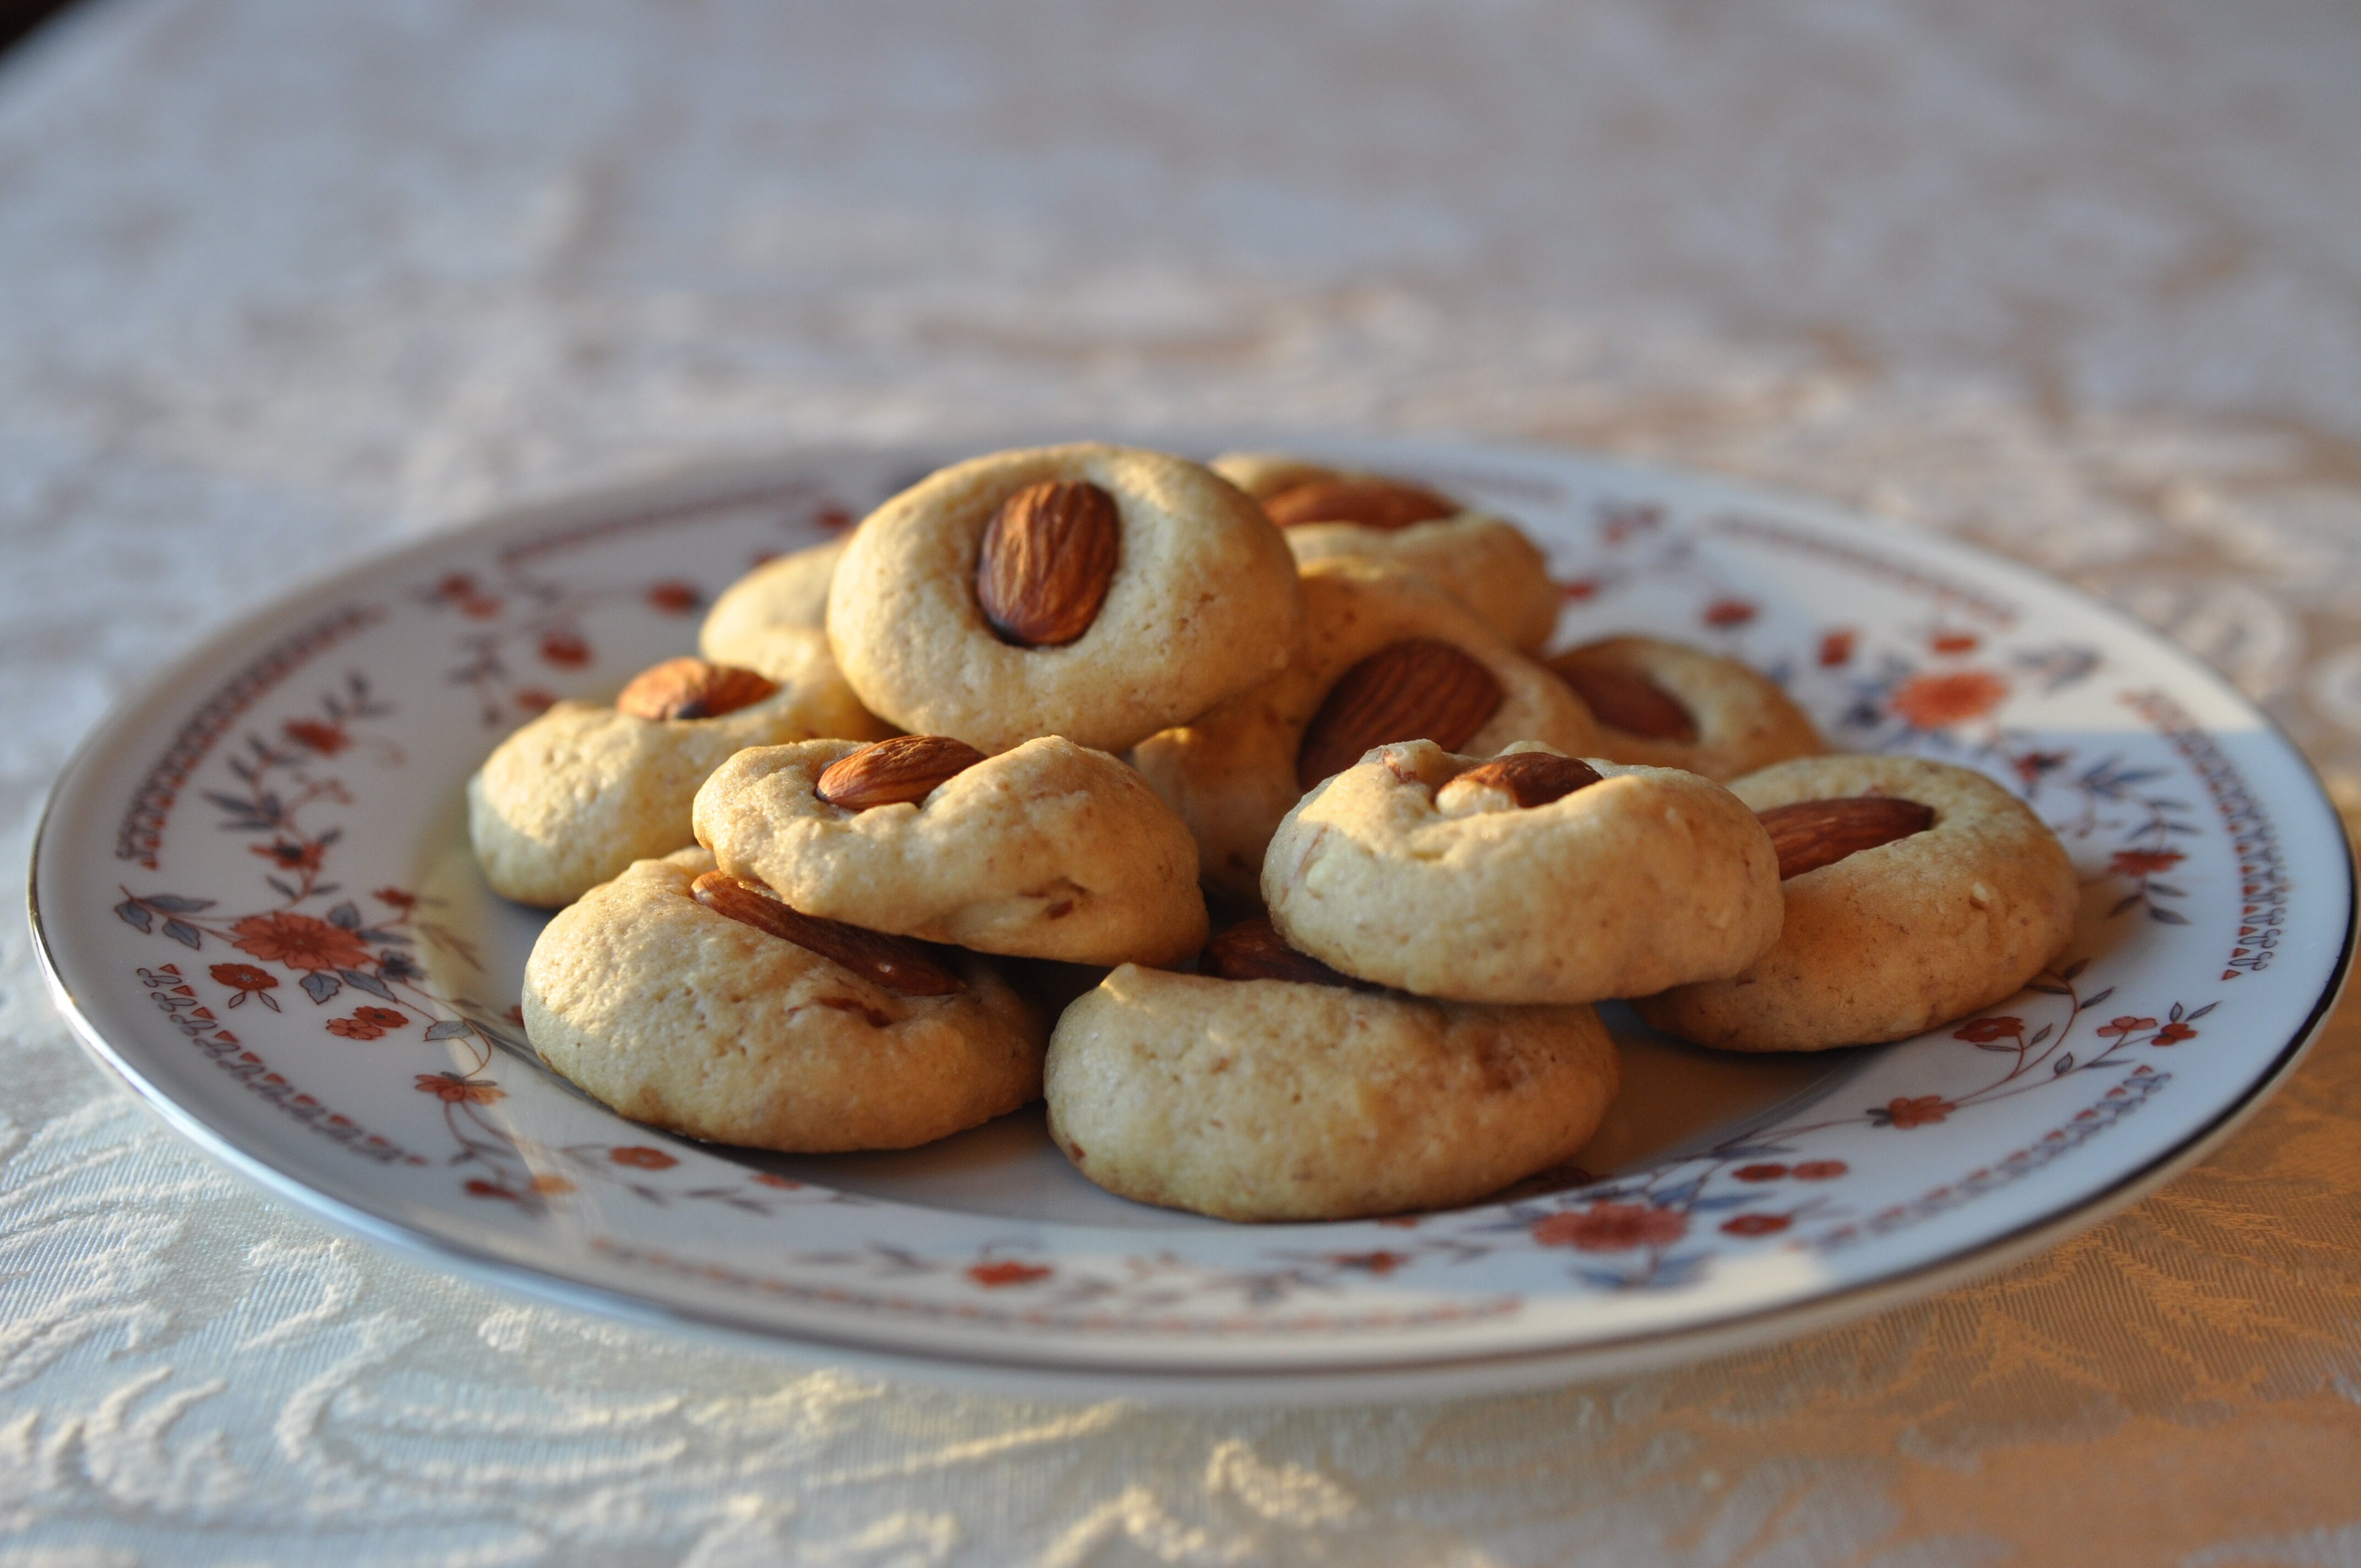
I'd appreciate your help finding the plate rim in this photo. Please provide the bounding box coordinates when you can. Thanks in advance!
[28,437,2359,1402]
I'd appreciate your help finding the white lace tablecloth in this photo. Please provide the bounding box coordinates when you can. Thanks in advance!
[6,1,2360,1562]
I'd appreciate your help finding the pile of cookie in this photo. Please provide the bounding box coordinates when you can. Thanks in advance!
[472,444,2079,1223]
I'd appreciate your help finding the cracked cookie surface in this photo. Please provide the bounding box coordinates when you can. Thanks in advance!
[1547,635,1825,781]
[700,536,847,659]
[694,734,1207,966]
[1635,754,2080,1052]
[826,443,1301,754]
[1133,560,1597,904]
[524,850,1045,1151]
[1263,740,1783,1004]
[1214,452,1561,651]
[1045,960,1618,1221]
[467,629,891,907]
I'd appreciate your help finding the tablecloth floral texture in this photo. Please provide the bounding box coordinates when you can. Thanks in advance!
[2,0,2358,1562]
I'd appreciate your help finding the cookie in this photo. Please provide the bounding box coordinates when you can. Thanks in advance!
[1263,740,1782,1004]
[525,850,1044,1151]
[1132,559,1599,904]
[468,633,893,907]
[693,733,1208,967]
[700,537,847,662]
[1634,755,2080,1051]
[1043,931,1619,1221]
[825,444,1302,754]
[1211,452,1560,651]
[1547,636,1824,781]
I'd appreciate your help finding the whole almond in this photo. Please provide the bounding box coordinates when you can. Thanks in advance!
[1297,638,1505,790]
[615,657,780,721]
[816,734,987,811]
[1757,797,1935,880]
[691,870,965,995]
[975,479,1120,647]
[1200,917,1377,991]
[1261,476,1460,531]
[1550,657,1698,742]
[1449,752,1604,809]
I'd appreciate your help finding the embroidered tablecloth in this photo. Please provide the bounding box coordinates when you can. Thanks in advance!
[4,1,2358,1561]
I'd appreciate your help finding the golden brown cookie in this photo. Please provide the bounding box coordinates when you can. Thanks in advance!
[1043,935,1619,1221]
[1263,741,1782,1003]
[1212,452,1560,651]
[699,537,847,661]
[825,444,1302,754]
[694,733,1207,966]
[1547,636,1824,781]
[1635,755,2080,1051]
[467,633,892,907]
[523,850,1046,1151]
[1131,559,1598,904]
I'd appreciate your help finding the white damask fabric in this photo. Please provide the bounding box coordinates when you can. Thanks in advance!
[2,0,2359,1562]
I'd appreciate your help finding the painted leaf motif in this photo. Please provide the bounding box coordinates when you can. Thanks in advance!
[161,919,202,950]
[423,1019,472,1041]
[339,968,396,1001]
[115,901,152,933]
[300,972,342,1005]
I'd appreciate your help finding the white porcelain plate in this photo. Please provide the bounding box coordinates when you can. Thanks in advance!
[31,439,2354,1402]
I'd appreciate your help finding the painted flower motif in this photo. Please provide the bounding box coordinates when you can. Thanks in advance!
[1889,669,2008,729]
[1560,577,1601,603]
[352,1006,408,1030]
[1720,1213,1792,1237]
[373,887,418,908]
[2152,1021,2199,1045]
[528,1174,576,1195]
[752,1173,801,1189]
[610,1146,678,1170]
[514,689,557,715]
[967,1260,1052,1288]
[2109,849,2186,878]
[1874,1095,1956,1130]
[2013,750,2070,787]
[1597,502,1662,543]
[1818,629,1856,667]
[646,581,702,614]
[1702,598,1757,629]
[1329,1251,1409,1275]
[1954,1016,2023,1044]
[281,718,349,755]
[1734,1164,1788,1182]
[416,1073,504,1104]
[435,573,503,619]
[816,505,858,532]
[1532,1201,1689,1252]
[231,911,372,972]
[2096,1015,2159,1041]
[252,839,325,873]
[1929,630,1980,655]
[1791,1160,1849,1180]
[538,631,592,668]
[210,963,278,994]
[325,1017,385,1040]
